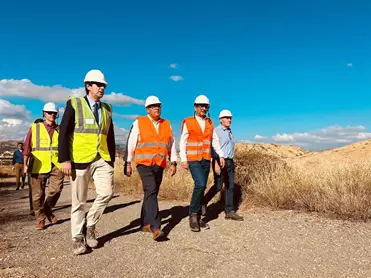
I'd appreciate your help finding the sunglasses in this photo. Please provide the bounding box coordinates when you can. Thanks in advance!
[91,82,106,88]
[45,111,58,115]
[196,104,209,109]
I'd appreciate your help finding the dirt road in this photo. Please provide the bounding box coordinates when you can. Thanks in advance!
[1,179,371,278]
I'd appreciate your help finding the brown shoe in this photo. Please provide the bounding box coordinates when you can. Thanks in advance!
[36,217,45,230]
[46,214,58,224]
[141,224,151,233]
[86,225,99,249]
[153,229,165,241]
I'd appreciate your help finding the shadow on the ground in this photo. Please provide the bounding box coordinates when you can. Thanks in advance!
[52,195,120,212]
[103,200,141,214]
[98,204,190,246]
[202,183,243,223]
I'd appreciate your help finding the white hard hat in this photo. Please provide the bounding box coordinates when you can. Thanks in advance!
[84,69,107,84]
[194,95,210,105]
[219,109,233,118]
[43,102,58,113]
[145,96,161,107]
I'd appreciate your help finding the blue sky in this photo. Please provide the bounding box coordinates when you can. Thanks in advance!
[0,0,370,150]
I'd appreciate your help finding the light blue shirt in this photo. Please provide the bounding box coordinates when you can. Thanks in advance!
[212,125,235,159]
[86,95,101,124]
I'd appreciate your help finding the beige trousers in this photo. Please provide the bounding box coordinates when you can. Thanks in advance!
[70,158,114,240]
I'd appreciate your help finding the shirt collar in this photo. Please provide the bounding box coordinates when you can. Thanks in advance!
[219,124,230,131]
[147,114,160,123]
[86,95,100,108]
[195,115,206,121]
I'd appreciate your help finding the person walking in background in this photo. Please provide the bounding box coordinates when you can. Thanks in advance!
[26,118,45,216]
[179,95,225,232]
[203,110,243,221]
[59,69,115,255]
[124,96,177,241]
[12,142,26,190]
[23,103,64,230]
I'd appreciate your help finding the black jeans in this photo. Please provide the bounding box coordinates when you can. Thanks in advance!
[137,164,164,231]
[188,159,211,214]
[203,159,235,212]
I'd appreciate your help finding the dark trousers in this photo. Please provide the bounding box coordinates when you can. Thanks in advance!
[137,164,164,231]
[189,159,211,214]
[203,159,235,212]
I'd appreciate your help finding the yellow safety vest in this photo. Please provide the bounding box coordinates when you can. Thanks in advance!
[69,96,112,163]
[31,123,61,174]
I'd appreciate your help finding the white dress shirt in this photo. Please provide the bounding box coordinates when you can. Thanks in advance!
[126,115,177,162]
[179,115,224,162]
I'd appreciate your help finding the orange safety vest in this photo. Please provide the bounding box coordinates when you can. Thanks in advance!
[134,116,172,168]
[182,116,213,161]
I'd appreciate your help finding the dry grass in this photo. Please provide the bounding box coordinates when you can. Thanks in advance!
[114,147,371,221]
[0,166,14,178]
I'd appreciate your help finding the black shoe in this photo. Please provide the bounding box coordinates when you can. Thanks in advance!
[16,187,19,190]
[225,211,244,221]
[201,204,207,216]
[189,213,200,232]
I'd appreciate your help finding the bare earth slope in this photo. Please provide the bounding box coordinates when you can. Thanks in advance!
[1,180,371,277]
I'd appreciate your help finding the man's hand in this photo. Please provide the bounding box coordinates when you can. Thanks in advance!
[23,165,28,174]
[12,166,15,171]
[124,162,132,177]
[169,164,177,177]
[61,162,72,177]
[219,157,225,168]
[214,162,221,176]
[181,161,188,170]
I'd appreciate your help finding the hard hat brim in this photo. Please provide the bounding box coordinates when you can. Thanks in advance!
[84,79,108,85]
[145,102,161,108]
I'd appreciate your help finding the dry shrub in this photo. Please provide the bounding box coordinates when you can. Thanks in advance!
[114,149,371,221]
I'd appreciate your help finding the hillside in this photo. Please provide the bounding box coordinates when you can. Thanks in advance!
[236,142,308,158]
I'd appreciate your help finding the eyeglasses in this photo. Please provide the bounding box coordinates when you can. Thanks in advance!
[196,104,209,109]
[45,111,58,115]
[148,104,162,109]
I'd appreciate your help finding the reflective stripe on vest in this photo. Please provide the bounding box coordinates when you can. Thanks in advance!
[31,123,60,174]
[69,96,112,163]
[182,117,213,161]
[134,116,172,168]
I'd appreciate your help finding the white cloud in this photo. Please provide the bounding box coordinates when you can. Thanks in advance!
[170,76,183,82]
[0,118,31,141]
[0,79,144,106]
[114,125,129,145]
[0,99,30,120]
[254,134,267,140]
[169,63,178,69]
[347,63,353,67]
[113,113,139,120]
[253,125,371,150]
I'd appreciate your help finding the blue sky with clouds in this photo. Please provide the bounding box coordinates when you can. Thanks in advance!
[0,0,370,150]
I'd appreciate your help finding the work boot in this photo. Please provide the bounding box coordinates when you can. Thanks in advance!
[201,204,207,216]
[35,217,45,230]
[153,228,165,241]
[86,225,99,248]
[73,237,87,256]
[189,213,200,232]
[141,224,151,233]
[46,214,58,225]
[225,211,244,221]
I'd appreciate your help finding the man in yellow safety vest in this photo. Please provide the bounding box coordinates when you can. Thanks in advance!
[58,69,116,255]
[23,102,64,230]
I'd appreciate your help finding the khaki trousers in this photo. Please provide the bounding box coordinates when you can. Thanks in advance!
[15,163,25,188]
[31,165,64,219]
[70,158,114,240]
